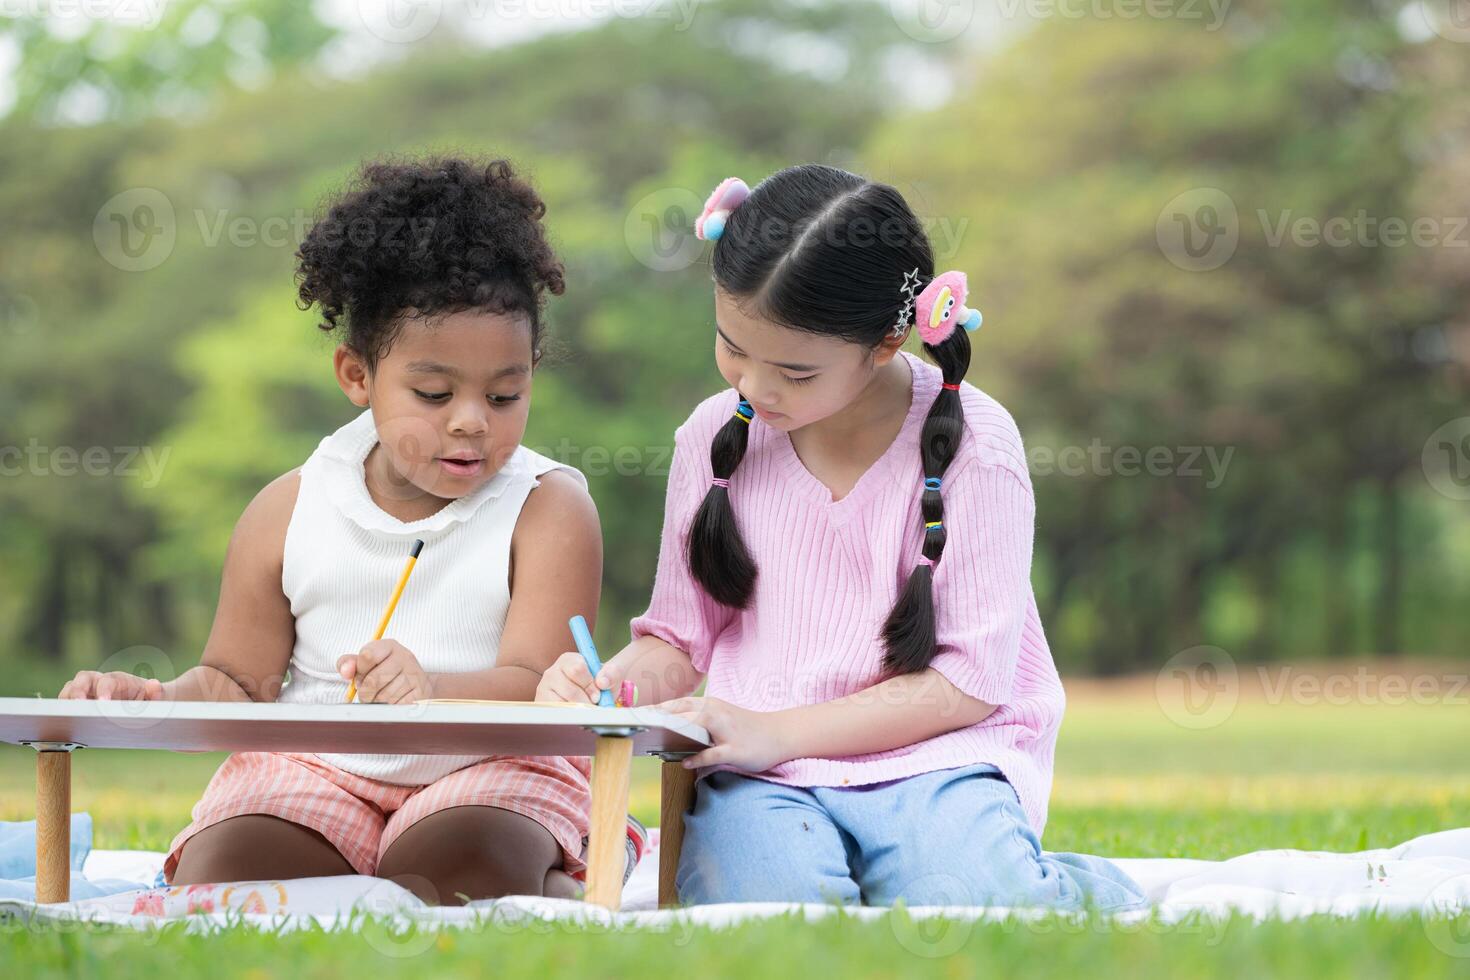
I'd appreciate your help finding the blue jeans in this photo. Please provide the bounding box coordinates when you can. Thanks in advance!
[675,763,1149,910]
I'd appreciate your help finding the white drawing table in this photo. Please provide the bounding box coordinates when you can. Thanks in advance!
[0,697,709,911]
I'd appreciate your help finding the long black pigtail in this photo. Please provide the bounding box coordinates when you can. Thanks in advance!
[686,398,758,607]
[880,327,973,675]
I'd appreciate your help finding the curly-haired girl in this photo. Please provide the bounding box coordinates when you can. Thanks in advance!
[60,156,644,904]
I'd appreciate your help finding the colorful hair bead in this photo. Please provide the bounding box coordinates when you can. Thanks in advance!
[924,520,944,532]
[734,399,755,424]
[915,271,984,347]
[696,177,752,241]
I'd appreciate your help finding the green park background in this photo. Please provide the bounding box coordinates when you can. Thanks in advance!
[1,0,1467,689]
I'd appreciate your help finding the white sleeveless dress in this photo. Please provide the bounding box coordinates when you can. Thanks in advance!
[275,407,587,785]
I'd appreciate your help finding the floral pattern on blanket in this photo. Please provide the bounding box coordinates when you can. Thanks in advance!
[130,882,289,916]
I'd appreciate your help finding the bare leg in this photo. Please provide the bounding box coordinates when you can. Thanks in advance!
[375,805,564,906]
[543,868,583,900]
[171,814,355,884]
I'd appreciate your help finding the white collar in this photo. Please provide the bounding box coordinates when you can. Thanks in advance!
[315,408,525,537]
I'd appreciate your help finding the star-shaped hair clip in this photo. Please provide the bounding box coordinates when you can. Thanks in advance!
[892,267,923,338]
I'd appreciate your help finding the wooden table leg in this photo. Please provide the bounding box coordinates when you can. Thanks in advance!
[36,749,73,904]
[659,760,696,907]
[585,734,633,911]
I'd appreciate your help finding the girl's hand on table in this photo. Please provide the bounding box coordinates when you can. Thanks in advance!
[653,696,792,773]
[58,670,165,701]
[338,639,433,704]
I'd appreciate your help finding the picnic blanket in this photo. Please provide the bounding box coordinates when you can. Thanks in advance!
[2,816,1468,934]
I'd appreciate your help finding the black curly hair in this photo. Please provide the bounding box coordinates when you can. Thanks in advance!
[295,155,565,369]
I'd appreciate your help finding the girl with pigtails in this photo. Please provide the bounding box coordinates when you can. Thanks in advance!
[537,165,1147,910]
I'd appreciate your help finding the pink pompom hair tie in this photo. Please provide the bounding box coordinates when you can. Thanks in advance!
[695,177,751,241]
[914,270,983,346]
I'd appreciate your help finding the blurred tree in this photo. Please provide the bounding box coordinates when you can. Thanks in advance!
[868,0,1470,668]
[0,0,337,125]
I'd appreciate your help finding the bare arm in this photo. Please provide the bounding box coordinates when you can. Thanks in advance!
[60,470,300,702]
[766,668,995,759]
[602,634,705,704]
[658,668,996,771]
[536,632,706,706]
[428,469,603,701]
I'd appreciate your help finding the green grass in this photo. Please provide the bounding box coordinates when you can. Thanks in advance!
[6,909,1469,979]
[3,686,1469,977]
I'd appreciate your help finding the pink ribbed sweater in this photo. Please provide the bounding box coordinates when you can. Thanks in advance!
[630,351,1065,835]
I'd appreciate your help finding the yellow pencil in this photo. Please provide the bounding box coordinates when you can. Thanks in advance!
[346,538,424,703]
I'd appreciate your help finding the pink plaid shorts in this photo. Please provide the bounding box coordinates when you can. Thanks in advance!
[163,751,597,883]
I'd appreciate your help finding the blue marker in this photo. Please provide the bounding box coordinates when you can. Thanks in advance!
[569,615,615,707]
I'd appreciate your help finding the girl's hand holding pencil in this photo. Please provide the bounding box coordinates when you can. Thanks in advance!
[536,616,636,707]
[337,639,435,705]
[536,650,627,705]
[344,538,424,704]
